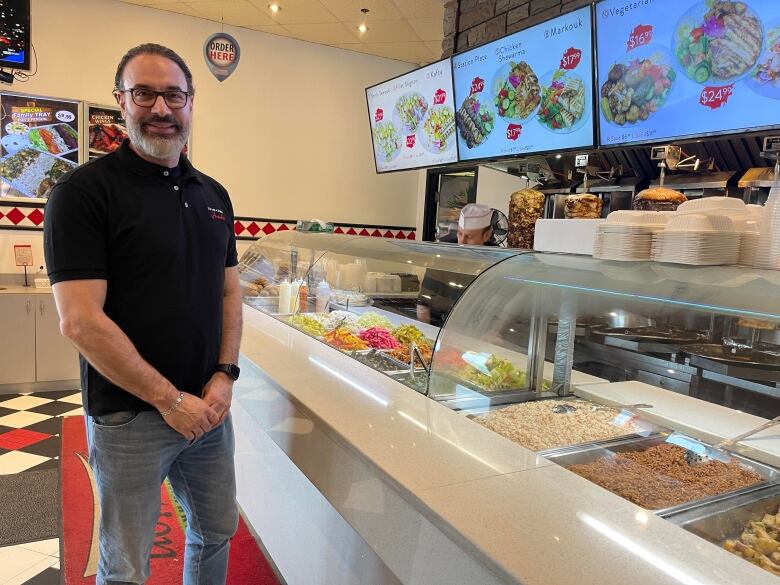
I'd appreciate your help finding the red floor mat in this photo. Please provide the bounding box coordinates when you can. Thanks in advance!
[60,415,279,584]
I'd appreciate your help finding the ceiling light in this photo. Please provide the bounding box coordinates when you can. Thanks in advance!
[358,8,370,33]
[268,3,281,12]
[358,23,368,33]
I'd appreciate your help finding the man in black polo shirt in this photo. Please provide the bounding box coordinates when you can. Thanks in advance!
[44,44,241,585]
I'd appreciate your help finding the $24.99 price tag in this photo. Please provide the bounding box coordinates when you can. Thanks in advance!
[700,85,734,109]
[470,76,485,94]
[626,24,653,52]
[406,135,416,148]
[560,47,582,70]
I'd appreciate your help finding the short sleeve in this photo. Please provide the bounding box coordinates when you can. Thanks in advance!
[44,179,108,284]
[217,184,238,268]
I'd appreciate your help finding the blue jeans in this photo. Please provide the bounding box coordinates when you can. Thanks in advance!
[87,410,238,585]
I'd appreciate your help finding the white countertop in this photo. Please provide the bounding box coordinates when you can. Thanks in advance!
[0,285,51,295]
[240,306,779,585]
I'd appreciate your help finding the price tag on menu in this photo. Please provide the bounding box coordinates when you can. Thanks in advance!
[626,24,653,52]
[14,245,33,267]
[560,47,582,70]
[699,85,734,110]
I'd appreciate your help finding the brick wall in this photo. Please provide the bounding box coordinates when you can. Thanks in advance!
[442,0,592,57]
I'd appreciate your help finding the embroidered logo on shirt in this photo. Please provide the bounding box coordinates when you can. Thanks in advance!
[207,206,225,221]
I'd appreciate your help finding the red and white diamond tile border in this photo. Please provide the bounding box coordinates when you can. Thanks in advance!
[0,203,418,241]
[233,218,417,241]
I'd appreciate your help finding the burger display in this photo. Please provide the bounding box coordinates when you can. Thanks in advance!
[632,187,687,212]
[564,194,603,219]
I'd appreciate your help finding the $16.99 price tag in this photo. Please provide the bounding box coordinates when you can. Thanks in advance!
[699,85,734,109]
[626,24,653,52]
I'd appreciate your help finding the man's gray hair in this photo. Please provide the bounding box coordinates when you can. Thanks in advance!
[114,43,194,94]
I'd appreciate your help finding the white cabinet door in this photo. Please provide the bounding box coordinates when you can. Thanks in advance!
[0,295,36,385]
[35,295,80,382]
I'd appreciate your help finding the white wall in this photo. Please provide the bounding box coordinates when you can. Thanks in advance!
[17,0,421,227]
[475,166,531,218]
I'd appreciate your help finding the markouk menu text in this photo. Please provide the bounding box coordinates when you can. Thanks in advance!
[452,6,594,161]
[366,58,458,173]
[597,0,780,146]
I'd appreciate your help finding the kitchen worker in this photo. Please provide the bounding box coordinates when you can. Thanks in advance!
[44,44,240,585]
[418,204,500,325]
[439,203,496,246]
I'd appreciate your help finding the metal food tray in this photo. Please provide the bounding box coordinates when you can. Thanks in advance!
[28,123,80,157]
[462,397,668,455]
[435,370,538,406]
[545,434,780,516]
[349,349,416,374]
[1,148,78,198]
[667,484,780,546]
[390,371,430,394]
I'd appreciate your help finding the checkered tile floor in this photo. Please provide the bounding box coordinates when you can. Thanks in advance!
[0,389,82,585]
[0,391,82,476]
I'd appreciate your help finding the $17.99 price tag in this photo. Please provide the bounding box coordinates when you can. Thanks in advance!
[626,24,653,52]
[507,124,522,141]
[560,47,582,70]
[700,85,734,109]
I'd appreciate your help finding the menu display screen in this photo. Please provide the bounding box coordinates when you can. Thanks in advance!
[366,59,458,173]
[452,6,594,161]
[597,0,780,146]
[0,1,30,71]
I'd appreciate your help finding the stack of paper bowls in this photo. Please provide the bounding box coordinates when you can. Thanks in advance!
[738,205,764,266]
[652,213,741,265]
[593,211,670,261]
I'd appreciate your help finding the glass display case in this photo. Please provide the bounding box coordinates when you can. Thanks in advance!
[240,233,780,578]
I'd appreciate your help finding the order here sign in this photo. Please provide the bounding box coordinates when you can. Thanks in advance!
[204,33,241,82]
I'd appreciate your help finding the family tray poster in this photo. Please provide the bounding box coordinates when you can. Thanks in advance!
[452,5,594,162]
[366,58,458,173]
[0,93,79,200]
[596,0,780,147]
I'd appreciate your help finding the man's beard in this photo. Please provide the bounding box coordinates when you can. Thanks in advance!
[126,114,189,161]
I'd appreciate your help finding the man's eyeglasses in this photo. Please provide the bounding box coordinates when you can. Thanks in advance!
[115,87,190,109]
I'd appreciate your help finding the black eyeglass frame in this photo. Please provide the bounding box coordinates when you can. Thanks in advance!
[114,87,192,109]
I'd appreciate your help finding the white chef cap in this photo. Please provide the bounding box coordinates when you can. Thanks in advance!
[459,204,492,230]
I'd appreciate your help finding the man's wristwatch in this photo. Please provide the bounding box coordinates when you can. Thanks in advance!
[215,363,240,381]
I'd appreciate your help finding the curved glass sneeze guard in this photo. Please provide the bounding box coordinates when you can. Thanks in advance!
[432,253,780,417]
[239,232,519,394]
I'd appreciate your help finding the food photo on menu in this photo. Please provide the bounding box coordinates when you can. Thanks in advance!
[596,0,780,146]
[88,105,129,160]
[453,5,594,161]
[0,92,79,199]
[366,57,458,173]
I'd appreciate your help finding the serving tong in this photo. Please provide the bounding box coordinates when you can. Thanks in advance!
[671,416,780,466]
[551,402,653,414]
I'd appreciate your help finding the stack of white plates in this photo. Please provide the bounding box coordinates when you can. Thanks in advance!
[739,231,760,266]
[593,211,669,261]
[652,214,741,265]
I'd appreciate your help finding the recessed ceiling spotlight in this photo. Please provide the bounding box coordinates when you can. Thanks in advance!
[269,3,281,12]
[358,23,369,33]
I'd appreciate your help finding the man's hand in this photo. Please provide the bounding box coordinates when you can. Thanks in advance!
[202,372,233,425]
[163,393,220,440]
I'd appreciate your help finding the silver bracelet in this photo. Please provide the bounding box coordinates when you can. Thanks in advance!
[160,391,184,417]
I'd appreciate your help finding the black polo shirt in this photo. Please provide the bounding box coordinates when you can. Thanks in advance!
[44,140,238,416]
